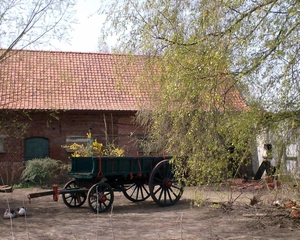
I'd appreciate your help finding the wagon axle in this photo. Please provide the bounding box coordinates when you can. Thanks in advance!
[91,193,107,203]
[163,178,173,188]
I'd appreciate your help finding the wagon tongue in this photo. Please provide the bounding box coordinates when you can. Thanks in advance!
[27,184,60,203]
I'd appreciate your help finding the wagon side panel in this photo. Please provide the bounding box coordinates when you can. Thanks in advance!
[68,157,99,179]
[100,156,171,177]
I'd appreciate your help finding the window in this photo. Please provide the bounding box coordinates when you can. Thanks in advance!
[65,135,89,152]
[24,137,49,160]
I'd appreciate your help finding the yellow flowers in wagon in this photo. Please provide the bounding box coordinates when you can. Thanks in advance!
[62,131,124,157]
[63,140,103,157]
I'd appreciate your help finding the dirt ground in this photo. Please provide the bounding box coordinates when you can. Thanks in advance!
[1,184,300,240]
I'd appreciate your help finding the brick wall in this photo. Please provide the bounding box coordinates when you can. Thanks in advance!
[0,110,145,184]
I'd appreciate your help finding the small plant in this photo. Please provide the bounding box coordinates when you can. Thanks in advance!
[21,158,66,186]
[193,189,206,207]
[13,181,34,189]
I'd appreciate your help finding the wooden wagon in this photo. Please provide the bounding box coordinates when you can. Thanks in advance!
[28,156,184,213]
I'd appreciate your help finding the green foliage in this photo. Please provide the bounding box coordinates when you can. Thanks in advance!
[99,0,300,111]
[21,158,66,186]
[98,0,300,184]
[13,181,35,189]
[140,108,260,184]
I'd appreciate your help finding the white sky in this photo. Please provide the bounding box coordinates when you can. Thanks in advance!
[50,0,109,53]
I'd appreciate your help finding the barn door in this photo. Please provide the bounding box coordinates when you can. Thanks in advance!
[24,137,49,161]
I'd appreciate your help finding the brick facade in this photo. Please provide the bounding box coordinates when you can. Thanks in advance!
[0,110,145,184]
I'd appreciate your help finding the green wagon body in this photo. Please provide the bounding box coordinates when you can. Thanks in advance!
[68,156,172,180]
[28,155,184,213]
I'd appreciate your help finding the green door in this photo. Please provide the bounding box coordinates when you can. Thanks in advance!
[25,137,49,160]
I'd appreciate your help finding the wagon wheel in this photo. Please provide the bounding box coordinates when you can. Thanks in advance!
[149,160,184,207]
[88,182,114,213]
[62,180,86,208]
[122,181,150,202]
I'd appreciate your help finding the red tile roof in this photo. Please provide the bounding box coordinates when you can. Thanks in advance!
[0,49,151,111]
[0,49,247,111]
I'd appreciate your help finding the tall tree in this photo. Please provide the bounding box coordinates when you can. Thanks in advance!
[99,0,299,109]
[0,0,77,62]
[98,0,300,183]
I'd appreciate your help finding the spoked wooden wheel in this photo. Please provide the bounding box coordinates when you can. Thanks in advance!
[62,180,86,208]
[149,160,184,207]
[122,181,150,202]
[88,182,114,213]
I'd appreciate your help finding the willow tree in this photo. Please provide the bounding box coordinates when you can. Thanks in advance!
[98,0,300,183]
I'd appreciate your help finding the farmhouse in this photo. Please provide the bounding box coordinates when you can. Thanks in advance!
[0,49,249,184]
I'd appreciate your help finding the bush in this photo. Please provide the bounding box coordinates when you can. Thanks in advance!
[21,158,67,186]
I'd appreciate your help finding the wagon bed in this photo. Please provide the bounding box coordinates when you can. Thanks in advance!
[28,155,184,214]
[68,156,172,179]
